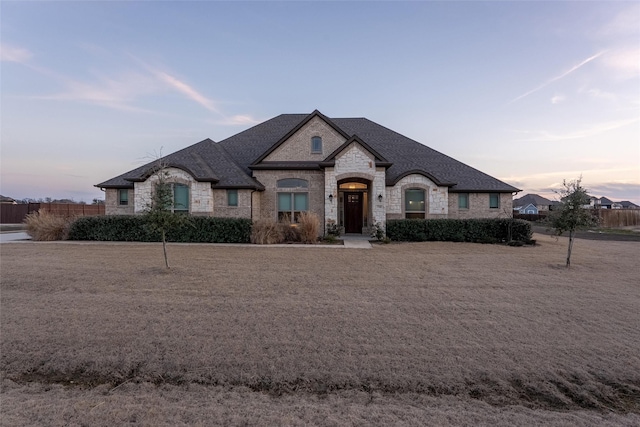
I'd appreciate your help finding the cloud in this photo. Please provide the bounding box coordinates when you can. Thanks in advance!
[587,182,640,201]
[598,4,640,37]
[580,87,617,101]
[35,71,164,113]
[212,115,261,126]
[514,117,639,142]
[600,47,640,80]
[508,51,605,104]
[0,43,32,63]
[152,70,220,114]
[550,94,565,104]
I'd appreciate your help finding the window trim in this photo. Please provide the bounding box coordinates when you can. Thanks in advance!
[489,193,500,209]
[404,188,426,219]
[227,189,238,207]
[118,189,129,206]
[311,136,322,154]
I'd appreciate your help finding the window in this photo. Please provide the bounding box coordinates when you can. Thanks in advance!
[278,192,308,222]
[154,182,188,213]
[489,193,500,209]
[405,189,425,219]
[118,189,128,206]
[311,136,322,153]
[277,178,308,188]
[458,193,469,209]
[227,189,238,207]
[172,183,189,213]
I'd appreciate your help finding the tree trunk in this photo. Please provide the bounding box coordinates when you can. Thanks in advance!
[162,229,170,269]
[566,229,574,268]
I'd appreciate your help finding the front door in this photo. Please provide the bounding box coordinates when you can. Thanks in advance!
[344,192,363,233]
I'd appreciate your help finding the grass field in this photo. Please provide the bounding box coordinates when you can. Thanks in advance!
[1,234,639,426]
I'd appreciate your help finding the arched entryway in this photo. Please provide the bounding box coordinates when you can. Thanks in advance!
[338,178,371,234]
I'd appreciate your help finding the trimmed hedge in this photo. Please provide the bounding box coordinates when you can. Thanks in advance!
[68,215,252,243]
[386,218,532,243]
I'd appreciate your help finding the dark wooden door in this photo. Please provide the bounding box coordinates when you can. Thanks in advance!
[344,192,363,233]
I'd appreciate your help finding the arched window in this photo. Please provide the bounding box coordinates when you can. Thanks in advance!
[277,178,308,188]
[311,136,322,153]
[405,189,425,219]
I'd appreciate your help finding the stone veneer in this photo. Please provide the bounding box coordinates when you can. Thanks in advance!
[133,167,213,214]
[324,142,386,232]
[252,170,325,225]
[105,188,134,215]
[264,116,347,162]
[447,192,513,219]
[385,174,449,220]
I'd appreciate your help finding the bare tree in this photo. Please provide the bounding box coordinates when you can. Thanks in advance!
[548,177,597,268]
[143,157,186,269]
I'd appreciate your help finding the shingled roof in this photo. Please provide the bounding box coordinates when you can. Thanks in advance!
[97,111,519,193]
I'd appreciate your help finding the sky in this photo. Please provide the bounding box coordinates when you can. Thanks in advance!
[1,1,639,204]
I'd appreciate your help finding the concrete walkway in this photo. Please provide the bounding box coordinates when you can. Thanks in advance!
[341,234,373,249]
[0,233,374,248]
[0,232,31,243]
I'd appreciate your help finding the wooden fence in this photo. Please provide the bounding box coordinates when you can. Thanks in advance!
[0,203,105,224]
[597,209,640,227]
[514,209,640,228]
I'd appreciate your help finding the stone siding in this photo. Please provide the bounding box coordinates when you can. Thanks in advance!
[448,193,513,219]
[386,174,449,219]
[212,189,252,218]
[252,170,325,225]
[133,167,213,214]
[264,116,347,162]
[105,188,134,215]
[325,143,386,232]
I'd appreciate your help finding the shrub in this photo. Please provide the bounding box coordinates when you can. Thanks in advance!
[24,211,75,241]
[297,212,320,244]
[251,219,284,244]
[325,219,343,237]
[275,216,299,243]
[68,216,252,243]
[386,218,531,243]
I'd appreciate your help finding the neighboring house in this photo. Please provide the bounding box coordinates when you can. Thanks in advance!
[516,203,538,214]
[589,196,637,209]
[0,195,17,204]
[513,194,553,213]
[97,110,520,234]
[621,201,640,209]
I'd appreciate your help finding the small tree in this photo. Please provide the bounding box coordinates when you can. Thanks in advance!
[143,160,186,269]
[548,177,597,268]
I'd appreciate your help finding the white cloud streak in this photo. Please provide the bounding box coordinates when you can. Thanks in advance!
[514,117,640,142]
[508,51,606,104]
[0,43,32,63]
[152,70,220,114]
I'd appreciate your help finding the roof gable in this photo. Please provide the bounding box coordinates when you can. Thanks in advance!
[322,135,390,165]
[252,110,350,165]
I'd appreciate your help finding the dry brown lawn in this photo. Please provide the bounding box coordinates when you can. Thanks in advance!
[1,234,639,426]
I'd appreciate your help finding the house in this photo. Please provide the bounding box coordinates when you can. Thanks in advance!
[97,110,520,234]
[513,194,553,213]
[0,195,17,204]
[621,201,640,209]
[516,203,538,215]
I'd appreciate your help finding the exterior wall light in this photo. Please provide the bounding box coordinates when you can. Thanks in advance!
[328,194,334,202]
[378,194,383,202]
